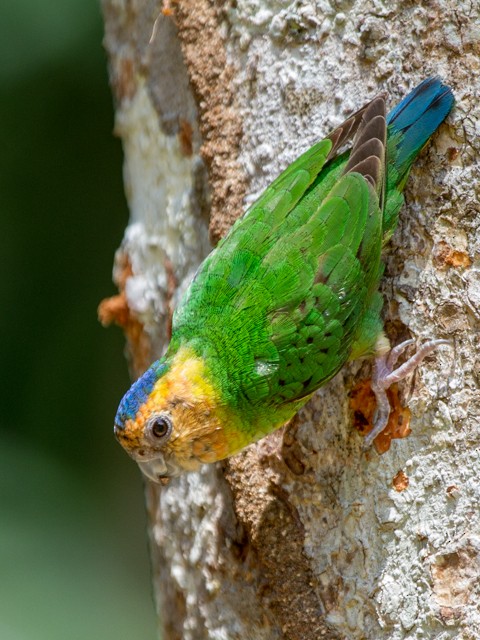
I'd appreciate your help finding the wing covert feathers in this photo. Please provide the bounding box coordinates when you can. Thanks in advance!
[344,96,387,200]
[325,93,385,161]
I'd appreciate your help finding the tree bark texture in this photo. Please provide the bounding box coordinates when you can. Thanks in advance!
[101,1,480,638]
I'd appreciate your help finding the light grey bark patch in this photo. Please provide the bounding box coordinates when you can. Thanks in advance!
[145,464,285,640]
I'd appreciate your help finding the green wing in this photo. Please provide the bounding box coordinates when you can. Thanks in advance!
[172,97,386,413]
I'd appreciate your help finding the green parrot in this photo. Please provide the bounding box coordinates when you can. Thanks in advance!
[114,77,454,482]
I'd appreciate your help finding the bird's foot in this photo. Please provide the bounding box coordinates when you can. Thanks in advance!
[364,338,450,448]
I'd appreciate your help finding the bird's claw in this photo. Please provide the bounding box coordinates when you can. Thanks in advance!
[364,338,451,449]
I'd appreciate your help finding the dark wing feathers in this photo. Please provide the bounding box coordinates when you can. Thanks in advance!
[344,97,387,209]
[326,93,386,160]
[346,138,384,182]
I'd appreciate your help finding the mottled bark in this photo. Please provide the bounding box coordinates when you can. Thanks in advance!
[101,1,480,638]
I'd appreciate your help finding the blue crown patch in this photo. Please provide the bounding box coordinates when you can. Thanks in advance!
[115,359,168,428]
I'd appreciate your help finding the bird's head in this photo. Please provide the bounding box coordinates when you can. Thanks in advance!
[114,348,235,483]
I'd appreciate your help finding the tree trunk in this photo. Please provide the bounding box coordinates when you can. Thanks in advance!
[101,2,480,638]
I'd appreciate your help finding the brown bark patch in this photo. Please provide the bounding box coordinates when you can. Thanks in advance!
[162,1,174,17]
[392,470,409,492]
[431,541,480,615]
[349,380,411,454]
[114,56,137,102]
[224,447,340,640]
[172,0,248,243]
[433,241,472,269]
[98,254,151,377]
[178,118,194,157]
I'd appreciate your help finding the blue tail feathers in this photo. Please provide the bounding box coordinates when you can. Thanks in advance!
[387,77,454,181]
[381,77,454,241]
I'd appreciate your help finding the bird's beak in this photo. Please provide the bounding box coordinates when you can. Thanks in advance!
[138,455,180,485]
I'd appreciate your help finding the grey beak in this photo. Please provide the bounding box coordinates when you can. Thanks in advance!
[138,456,169,483]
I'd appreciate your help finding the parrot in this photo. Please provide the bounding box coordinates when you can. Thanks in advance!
[114,77,454,483]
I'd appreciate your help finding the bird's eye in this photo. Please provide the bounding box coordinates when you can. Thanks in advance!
[148,414,173,440]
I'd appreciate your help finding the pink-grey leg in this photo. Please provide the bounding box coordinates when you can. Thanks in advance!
[365,339,450,447]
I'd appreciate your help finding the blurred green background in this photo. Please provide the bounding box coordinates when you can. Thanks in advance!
[1,1,157,638]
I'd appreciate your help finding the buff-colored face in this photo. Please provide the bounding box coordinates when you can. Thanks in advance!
[114,348,232,483]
